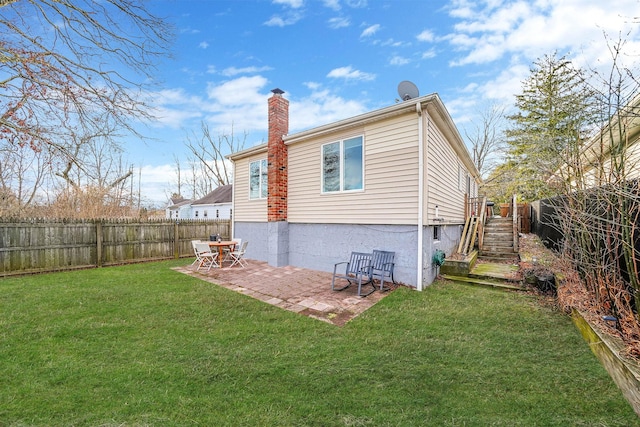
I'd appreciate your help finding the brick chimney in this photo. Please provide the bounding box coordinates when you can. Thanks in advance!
[267,88,289,222]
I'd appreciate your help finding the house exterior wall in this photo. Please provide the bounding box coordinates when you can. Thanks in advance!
[232,151,268,222]
[424,115,469,225]
[233,221,269,261]
[178,205,192,219]
[287,114,419,225]
[230,92,480,288]
[232,220,461,288]
[422,223,461,284]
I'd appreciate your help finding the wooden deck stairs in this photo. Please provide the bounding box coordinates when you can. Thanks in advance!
[441,196,522,290]
[479,217,519,262]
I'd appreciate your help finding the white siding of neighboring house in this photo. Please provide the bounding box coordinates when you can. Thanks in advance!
[424,114,468,225]
[191,203,232,220]
[232,151,268,222]
[178,205,192,219]
[287,114,420,225]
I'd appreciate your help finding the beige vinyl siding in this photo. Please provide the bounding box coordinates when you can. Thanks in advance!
[425,115,466,224]
[232,152,267,222]
[608,139,640,181]
[582,138,640,187]
[288,113,420,224]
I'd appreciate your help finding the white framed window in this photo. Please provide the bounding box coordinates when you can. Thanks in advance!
[204,210,208,218]
[249,159,268,199]
[322,135,363,193]
[195,210,199,218]
[458,164,466,192]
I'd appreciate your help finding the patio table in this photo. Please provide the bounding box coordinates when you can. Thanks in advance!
[208,240,237,267]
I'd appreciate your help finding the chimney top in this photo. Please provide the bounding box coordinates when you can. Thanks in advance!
[271,88,285,95]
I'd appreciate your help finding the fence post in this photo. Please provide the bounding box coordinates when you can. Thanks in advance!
[174,221,180,259]
[96,220,103,268]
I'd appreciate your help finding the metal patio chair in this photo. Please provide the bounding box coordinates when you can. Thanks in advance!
[371,249,397,291]
[331,251,375,297]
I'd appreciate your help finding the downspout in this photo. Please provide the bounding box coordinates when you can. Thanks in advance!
[230,165,236,239]
[416,102,424,291]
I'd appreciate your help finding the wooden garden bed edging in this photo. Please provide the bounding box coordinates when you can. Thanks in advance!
[572,309,640,417]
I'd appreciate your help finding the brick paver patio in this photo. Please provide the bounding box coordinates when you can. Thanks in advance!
[174,259,397,326]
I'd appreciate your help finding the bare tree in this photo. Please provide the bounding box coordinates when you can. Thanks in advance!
[42,127,138,218]
[171,154,185,200]
[540,33,640,350]
[0,0,172,153]
[0,142,53,217]
[184,121,248,195]
[465,103,506,178]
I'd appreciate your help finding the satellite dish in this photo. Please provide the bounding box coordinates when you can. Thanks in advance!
[397,80,419,101]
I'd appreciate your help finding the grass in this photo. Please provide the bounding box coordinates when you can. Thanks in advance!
[1,260,638,426]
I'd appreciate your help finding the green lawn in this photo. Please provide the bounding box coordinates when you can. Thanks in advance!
[1,260,638,426]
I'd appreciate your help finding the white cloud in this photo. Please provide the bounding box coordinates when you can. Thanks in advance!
[446,0,640,68]
[422,49,437,59]
[264,11,303,27]
[303,81,322,91]
[137,163,176,206]
[145,88,205,129]
[441,0,640,135]
[360,23,381,38]
[323,0,341,10]
[327,65,376,81]
[221,66,274,76]
[199,41,209,49]
[328,16,350,29]
[345,0,367,7]
[201,76,271,135]
[273,0,304,8]
[417,29,435,42]
[389,55,410,66]
[289,85,369,131]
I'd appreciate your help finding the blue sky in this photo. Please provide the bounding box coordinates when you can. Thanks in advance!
[132,0,640,206]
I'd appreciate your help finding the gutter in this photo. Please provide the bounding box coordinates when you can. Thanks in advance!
[284,94,439,146]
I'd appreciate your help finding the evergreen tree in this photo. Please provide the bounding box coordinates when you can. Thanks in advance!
[505,52,597,201]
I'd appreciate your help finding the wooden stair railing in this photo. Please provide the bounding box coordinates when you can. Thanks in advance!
[458,196,487,255]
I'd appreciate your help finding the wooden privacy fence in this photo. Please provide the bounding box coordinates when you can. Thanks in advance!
[0,218,231,277]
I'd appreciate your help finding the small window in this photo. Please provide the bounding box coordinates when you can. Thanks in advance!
[250,159,268,199]
[204,210,208,218]
[216,209,219,218]
[195,210,199,218]
[433,226,441,241]
[322,136,363,193]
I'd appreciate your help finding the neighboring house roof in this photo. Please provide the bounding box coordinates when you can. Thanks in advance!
[191,184,233,206]
[167,198,192,209]
[171,196,185,204]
